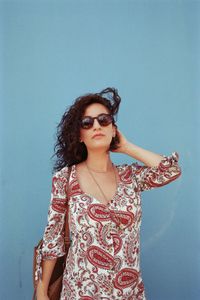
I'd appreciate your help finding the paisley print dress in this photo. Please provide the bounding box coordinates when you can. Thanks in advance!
[35,152,181,300]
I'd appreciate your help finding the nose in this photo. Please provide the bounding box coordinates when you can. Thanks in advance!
[93,118,101,129]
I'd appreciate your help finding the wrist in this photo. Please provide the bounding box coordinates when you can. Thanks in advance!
[37,280,48,296]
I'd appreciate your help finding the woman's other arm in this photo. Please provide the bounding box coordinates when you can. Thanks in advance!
[36,259,56,299]
[35,168,70,299]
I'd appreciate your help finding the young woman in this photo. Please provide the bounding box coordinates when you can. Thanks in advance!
[35,87,181,300]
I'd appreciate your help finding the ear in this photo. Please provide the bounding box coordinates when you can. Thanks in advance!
[79,134,83,143]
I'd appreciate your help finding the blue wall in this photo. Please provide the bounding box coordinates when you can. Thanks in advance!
[1,1,199,299]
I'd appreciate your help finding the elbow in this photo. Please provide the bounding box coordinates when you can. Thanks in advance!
[168,165,182,183]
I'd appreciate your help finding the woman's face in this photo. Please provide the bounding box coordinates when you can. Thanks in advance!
[80,103,116,152]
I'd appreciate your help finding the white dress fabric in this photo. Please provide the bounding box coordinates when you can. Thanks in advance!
[35,152,181,300]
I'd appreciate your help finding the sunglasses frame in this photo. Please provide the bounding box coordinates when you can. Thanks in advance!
[80,113,114,129]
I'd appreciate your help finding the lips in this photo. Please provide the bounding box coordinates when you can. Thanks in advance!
[92,133,105,139]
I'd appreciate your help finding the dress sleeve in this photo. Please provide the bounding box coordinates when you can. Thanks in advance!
[131,152,182,192]
[34,170,68,282]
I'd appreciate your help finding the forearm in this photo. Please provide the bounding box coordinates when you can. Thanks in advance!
[37,258,57,295]
[123,142,163,167]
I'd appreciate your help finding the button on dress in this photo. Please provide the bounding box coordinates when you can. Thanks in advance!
[35,152,181,300]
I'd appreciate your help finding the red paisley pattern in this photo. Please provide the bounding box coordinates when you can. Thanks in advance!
[114,268,139,289]
[112,233,123,254]
[52,198,67,213]
[35,152,181,300]
[111,210,134,228]
[132,152,181,192]
[88,204,111,222]
[87,245,115,270]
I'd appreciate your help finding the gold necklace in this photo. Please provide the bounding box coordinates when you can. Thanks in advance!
[85,166,112,173]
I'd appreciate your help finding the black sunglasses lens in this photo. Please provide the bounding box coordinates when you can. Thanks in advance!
[81,117,93,129]
[98,114,113,126]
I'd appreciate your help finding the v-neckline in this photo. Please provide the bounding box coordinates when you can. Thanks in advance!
[73,163,121,207]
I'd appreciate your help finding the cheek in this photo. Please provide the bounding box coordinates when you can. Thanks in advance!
[109,125,115,135]
[105,127,114,141]
[80,129,90,142]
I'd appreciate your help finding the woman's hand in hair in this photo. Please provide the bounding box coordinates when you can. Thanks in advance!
[111,129,130,154]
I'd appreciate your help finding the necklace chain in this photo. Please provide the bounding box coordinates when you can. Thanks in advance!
[85,162,117,205]
[85,163,123,229]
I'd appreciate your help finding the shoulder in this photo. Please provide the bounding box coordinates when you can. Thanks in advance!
[52,165,72,182]
[51,166,74,194]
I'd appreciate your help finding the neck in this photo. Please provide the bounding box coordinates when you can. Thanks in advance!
[86,150,113,172]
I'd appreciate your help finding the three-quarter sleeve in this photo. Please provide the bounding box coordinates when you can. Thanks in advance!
[131,152,182,192]
[34,170,68,282]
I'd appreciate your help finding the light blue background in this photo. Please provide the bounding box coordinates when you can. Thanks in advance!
[1,0,199,299]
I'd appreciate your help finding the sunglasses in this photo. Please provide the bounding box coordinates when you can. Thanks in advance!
[80,113,114,129]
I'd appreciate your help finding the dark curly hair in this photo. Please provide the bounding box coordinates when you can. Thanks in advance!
[51,87,121,172]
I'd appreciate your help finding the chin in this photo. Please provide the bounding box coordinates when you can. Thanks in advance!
[89,141,110,151]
